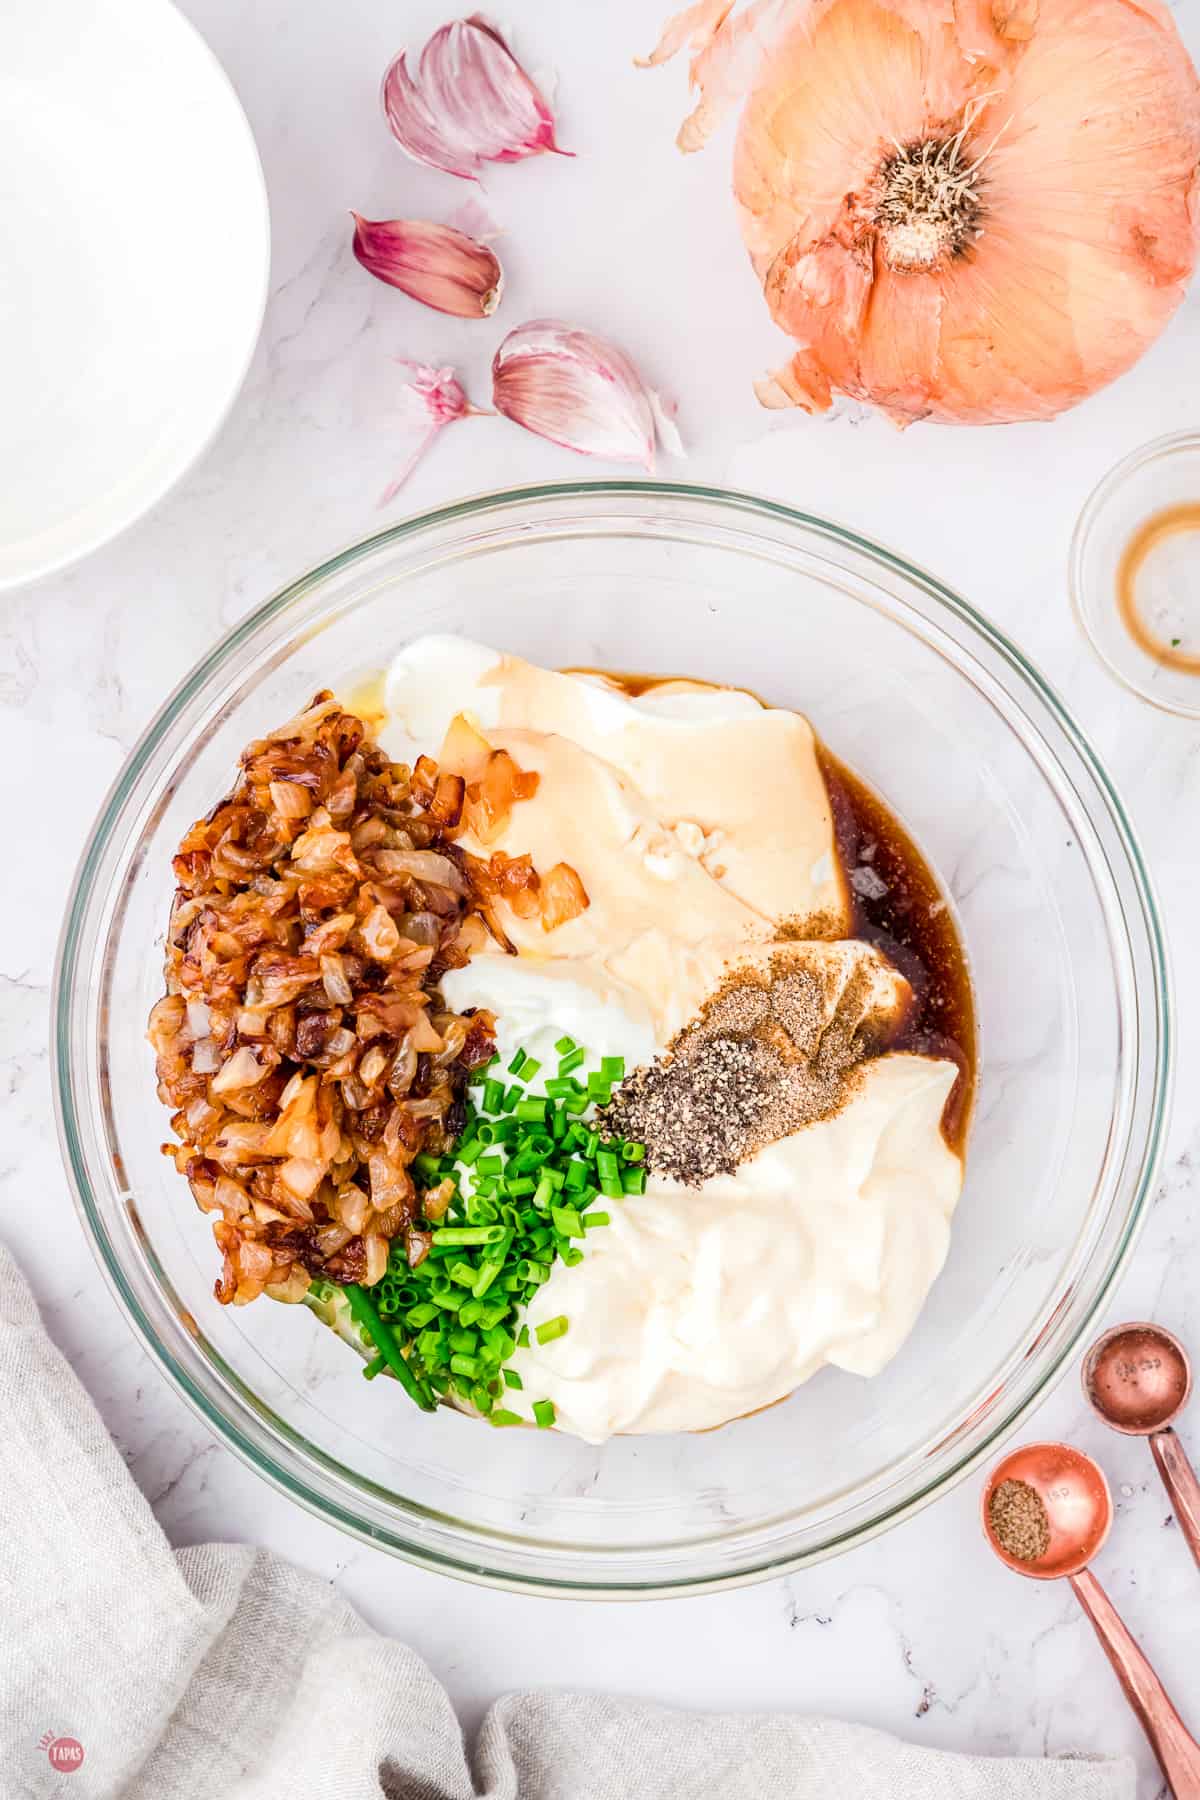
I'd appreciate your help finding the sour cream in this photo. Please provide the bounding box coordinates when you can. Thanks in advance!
[439,958,656,1094]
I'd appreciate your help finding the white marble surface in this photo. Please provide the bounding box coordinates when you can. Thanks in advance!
[3,0,1200,1792]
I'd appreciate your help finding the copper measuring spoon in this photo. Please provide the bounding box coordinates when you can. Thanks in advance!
[982,1442,1200,1796]
[1084,1322,1200,1571]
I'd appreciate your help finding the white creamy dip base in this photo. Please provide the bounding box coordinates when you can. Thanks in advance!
[383,636,967,1442]
[501,1055,960,1443]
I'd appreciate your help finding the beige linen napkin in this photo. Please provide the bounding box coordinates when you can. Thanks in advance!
[0,1241,1134,1799]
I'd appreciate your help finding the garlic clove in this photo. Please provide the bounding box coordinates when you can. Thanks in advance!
[382,362,489,503]
[491,320,659,469]
[382,15,569,182]
[351,215,503,318]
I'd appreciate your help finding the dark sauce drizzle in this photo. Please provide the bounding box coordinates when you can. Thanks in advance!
[816,745,975,1154]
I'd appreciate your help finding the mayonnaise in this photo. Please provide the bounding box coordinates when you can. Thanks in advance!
[502,1055,961,1441]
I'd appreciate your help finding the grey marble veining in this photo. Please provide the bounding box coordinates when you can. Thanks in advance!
[2,2,1199,1794]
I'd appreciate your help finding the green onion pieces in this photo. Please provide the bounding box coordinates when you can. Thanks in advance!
[336,1038,644,1429]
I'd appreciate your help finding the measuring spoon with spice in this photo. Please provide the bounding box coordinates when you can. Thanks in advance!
[983,1442,1200,1797]
[1084,1322,1200,1574]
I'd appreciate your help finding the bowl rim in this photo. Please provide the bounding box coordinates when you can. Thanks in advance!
[52,478,1173,1597]
[1068,428,1200,720]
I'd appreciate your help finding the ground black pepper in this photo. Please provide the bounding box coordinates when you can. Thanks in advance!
[602,951,888,1186]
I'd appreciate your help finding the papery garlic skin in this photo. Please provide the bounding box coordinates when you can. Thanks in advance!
[382,15,567,182]
[351,216,502,318]
[648,0,1200,426]
[492,321,658,468]
[382,362,486,502]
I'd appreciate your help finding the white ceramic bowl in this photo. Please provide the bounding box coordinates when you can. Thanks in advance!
[55,484,1171,1595]
[0,0,269,590]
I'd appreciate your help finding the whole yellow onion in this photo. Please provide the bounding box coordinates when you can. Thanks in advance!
[645,0,1200,425]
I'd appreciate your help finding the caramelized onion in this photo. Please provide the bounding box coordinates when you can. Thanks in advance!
[149,690,498,1305]
[320,952,354,1005]
[539,861,590,932]
[210,1045,272,1094]
[373,847,466,891]
[186,999,212,1039]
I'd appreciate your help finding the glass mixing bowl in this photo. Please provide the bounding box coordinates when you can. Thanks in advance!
[53,482,1171,1596]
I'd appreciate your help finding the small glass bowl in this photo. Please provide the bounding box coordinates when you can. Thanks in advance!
[1071,431,1200,719]
[54,482,1171,1596]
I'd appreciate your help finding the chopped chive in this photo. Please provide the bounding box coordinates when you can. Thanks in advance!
[491,1408,524,1427]
[472,1260,503,1299]
[349,1040,644,1422]
[533,1173,555,1210]
[503,1367,524,1390]
[533,1399,556,1428]
[344,1285,435,1411]
[362,1353,387,1381]
[431,1224,505,1246]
